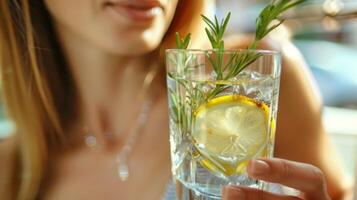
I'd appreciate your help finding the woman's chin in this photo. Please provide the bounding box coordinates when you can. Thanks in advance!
[104,40,160,56]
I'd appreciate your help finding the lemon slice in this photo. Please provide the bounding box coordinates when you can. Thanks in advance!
[192,95,270,176]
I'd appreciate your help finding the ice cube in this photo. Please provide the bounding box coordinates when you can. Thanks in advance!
[233,71,274,102]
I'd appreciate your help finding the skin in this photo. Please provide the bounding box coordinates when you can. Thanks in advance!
[43,0,177,199]
[0,0,349,199]
[223,159,331,200]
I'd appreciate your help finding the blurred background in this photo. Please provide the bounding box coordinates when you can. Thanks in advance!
[0,0,356,191]
[216,0,357,186]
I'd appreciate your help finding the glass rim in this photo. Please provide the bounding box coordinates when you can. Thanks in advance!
[165,48,280,55]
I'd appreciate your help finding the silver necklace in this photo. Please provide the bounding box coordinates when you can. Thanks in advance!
[83,66,157,181]
[116,96,154,181]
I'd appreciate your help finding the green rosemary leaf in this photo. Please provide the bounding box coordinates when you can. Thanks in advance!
[169,88,178,107]
[183,33,191,48]
[207,53,220,75]
[167,72,174,79]
[168,88,180,121]
[266,19,285,35]
[220,12,231,38]
[206,85,229,100]
[168,56,177,67]
[202,12,231,79]
[175,32,181,48]
[281,0,306,12]
[255,0,306,42]
[201,15,217,35]
[175,32,191,49]
[214,15,220,33]
[205,28,216,48]
[222,52,238,72]
[239,53,262,73]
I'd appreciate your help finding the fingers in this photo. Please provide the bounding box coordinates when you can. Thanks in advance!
[222,186,302,200]
[247,158,330,199]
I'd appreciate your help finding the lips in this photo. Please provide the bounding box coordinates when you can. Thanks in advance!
[104,1,163,22]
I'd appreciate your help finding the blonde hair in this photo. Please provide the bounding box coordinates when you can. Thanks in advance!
[0,0,207,199]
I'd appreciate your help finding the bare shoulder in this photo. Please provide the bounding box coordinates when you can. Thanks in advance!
[0,136,18,199]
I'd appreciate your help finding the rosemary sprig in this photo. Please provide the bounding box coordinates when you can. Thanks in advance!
[201,13,230,50]
[201,13,231,79]
[252,0,306,48]
[175,32,191,49]
[169,0,306,134]
[200,0,306,95]
[171,32,193,77]
[168,33,198,133]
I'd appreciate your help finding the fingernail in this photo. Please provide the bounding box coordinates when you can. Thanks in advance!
[251,159,270,176]
[222,186,245,200]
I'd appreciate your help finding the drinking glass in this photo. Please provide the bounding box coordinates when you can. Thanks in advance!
[166,49,281,199]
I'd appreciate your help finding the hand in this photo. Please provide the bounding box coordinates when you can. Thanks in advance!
[222,158,331,200]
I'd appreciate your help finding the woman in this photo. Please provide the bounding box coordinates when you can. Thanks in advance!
[0,0,348,199]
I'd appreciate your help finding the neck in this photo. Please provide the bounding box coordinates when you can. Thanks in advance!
[56,25,159,148]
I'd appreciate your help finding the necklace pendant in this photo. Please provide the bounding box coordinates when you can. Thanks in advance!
[117,157,129,181]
